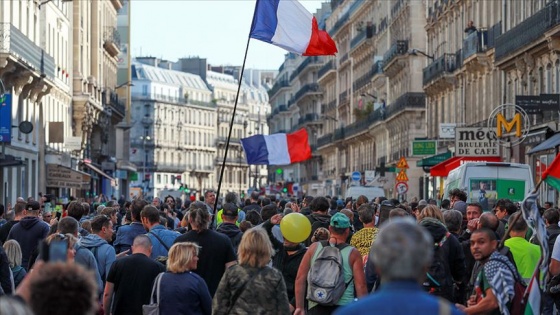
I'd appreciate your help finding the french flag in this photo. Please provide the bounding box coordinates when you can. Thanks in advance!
[249,0,338,56]
[241,128,312,165]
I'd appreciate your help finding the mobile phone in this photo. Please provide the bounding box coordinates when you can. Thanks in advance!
[39,239,68,262]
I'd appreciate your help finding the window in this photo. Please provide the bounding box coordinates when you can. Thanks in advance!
[157,174,161,184]
[142,85,148,95]
[164,175,168,183]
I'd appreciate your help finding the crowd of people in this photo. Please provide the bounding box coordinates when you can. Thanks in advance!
[0,188,557,314]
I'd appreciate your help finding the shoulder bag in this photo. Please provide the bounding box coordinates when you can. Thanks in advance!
[142,272,164,315]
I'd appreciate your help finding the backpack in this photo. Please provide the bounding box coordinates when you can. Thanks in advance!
[306,241,353,306]
[489,258,527,314]
[423,233,453,301]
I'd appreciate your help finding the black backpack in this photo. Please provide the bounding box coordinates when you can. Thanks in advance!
[423,233,453,301]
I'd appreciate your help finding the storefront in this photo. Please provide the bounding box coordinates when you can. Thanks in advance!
[46,164,91,198]
[527,132,560,205]
[82,160,116,198]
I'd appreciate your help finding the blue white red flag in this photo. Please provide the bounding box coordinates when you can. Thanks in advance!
[241,128,311,165]
[249,0,337,56]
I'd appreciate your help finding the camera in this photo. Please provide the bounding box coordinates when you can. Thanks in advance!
[39,239,68,262]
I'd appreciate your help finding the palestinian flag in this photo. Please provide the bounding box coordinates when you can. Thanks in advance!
[542,153,560,191]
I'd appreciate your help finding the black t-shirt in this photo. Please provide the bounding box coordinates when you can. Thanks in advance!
[106,253,165,315]
[0,220,18,244]
[174,229,236,296]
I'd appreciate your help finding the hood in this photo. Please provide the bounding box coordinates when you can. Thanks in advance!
[217,223,242,238]
[310,213,331,223]
[80,233,108,248]
[19,216,43,230]
[419,217,448,243]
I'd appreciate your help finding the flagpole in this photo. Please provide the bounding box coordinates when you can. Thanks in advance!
[214,33,252,215]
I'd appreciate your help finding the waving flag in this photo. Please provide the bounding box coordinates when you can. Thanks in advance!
[521,190,549,315]
[542,153,560,191]
[249,0,337,56]
[241,128,311,165]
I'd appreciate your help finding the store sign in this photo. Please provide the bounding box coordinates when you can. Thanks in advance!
[46,164,90,189]
[487,104,530,147]
[455,127,498,156]
[515,94,560,114]
[439,123,456,139]
[412,140,437,156]
[0,94,12,143]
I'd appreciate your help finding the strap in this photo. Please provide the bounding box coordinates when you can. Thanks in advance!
[227,268,264,313]
[437,297,451,315]
[149,231,170,251]
[150,273,164,304]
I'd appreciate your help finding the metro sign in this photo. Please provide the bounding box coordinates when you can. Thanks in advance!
[487,104,530,147]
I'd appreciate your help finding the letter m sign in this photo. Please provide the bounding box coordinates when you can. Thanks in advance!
[496,113,522,138]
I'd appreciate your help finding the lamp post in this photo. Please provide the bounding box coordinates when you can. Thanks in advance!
[408,48,435,60]
[140,135,151,196]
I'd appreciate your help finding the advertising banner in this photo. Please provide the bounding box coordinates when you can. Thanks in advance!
[0,94,11,143]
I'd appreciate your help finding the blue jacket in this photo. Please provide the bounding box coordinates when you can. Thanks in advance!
[114,222,146,253]
[8,216,49,270]
[157,271,212,315]
[80,234,116,281]
[75,243,104,296]
[334,281,464,315]
[146,225,180,259]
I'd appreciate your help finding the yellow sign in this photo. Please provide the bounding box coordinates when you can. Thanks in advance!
[396,157,409,169]
[396,169,409,181]
[496,113,522,137]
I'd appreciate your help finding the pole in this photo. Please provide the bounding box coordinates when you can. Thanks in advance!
[214,32,252,214]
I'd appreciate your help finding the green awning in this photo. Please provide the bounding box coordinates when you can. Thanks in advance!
[416,151,452,167]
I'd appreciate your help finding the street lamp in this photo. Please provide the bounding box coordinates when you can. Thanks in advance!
[408,48,435,60]
[360,92,377,100]
[115,81,134,90]
[140,135,151,195]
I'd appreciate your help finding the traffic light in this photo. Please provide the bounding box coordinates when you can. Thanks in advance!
[176,175,182,182]
[179,185,190,193]
[276,168,283,175]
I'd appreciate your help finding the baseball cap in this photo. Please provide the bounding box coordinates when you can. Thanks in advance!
[222,203,238,217]
[330,212,350,229]
[26,201,40,211]
[336,199,344,206]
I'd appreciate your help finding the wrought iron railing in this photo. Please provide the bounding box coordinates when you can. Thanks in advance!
[423,54,457,85]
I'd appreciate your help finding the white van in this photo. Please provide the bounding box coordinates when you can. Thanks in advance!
[443,162,534,211]
[345,186,386,201]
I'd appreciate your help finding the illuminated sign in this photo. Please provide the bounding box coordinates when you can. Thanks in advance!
[487,104,530,147]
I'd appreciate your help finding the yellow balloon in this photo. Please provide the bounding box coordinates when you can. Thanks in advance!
[280,213,312,243]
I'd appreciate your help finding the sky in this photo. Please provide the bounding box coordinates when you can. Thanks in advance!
[131,0,326,71]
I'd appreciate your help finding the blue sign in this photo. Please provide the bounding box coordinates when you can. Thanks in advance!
[351,171,361,181]
[0,94,11,143]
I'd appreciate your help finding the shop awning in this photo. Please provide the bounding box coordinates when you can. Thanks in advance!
[0,155,24,167]
[430,156,502,177]
[46,164,91,189]
[416,151,453,167]
[83,161,116,184]
[116,160,137,172]
[527,132,560,154]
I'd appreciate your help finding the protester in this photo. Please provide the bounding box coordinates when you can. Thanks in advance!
[216,203,243,254]
[16,261,98,315]
[156,242,212,315]
[294,212,367,314]
[103,235,165,315]
[174,202,236,296]
[3,240,26,289]
[0,201,25,243]
[114,199,148,254]
[350,204,378,260]
[81,215,117,286]
[504,212,541,282]
[334,218,463,314]
[213,227,290,314]
[141,205,180,260]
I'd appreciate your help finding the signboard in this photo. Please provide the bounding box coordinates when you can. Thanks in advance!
[455,127,498,156]
[396,157,409,169]
[439,123,456,139]
[65,136,82,151]
[487,104,530,147]
[46,164,90,189]
[396,169,409,181]
[416,151,452,167]
[364,170,375,183]
[0,94,12,143]
[395,181,408,194]
[412,140,437,156]
[351,171,362,182]
[515,94,560,114]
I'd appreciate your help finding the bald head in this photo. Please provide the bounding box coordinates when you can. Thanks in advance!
[479,212,499,231]
[131,235,152,256]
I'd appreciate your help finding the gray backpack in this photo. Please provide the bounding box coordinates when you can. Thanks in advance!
[306,241,353,306]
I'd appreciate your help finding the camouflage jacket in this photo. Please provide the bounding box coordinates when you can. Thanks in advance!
[212,265,290,315]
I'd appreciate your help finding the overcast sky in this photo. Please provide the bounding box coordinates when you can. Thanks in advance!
[131,0,325,70]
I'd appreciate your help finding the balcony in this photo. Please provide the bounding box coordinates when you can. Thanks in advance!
[333,127,345,141]
[292,83,320,104]
[385,92,426,121]
[108,91,125,117]
[383,40,408,76]
[350,31,367,51]
[345,110,383,139]
[300,113,320,126]
[339,53,349,67]
[278,104,288,112]
[329,11,350,36]
[353,67,374,92]
[268,80,289,98]
[0,23,55,102]
[422,54,457,90]
[371,60,385,89]
[290,56,321,82]
[103,27,121,57]
[318,60,336,80]
[339,91,348,104]
[495,3,559,62]
[132,93,216,108]
[325,99,337,112]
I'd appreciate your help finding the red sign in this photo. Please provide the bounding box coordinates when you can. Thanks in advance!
[430,156,502,177]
